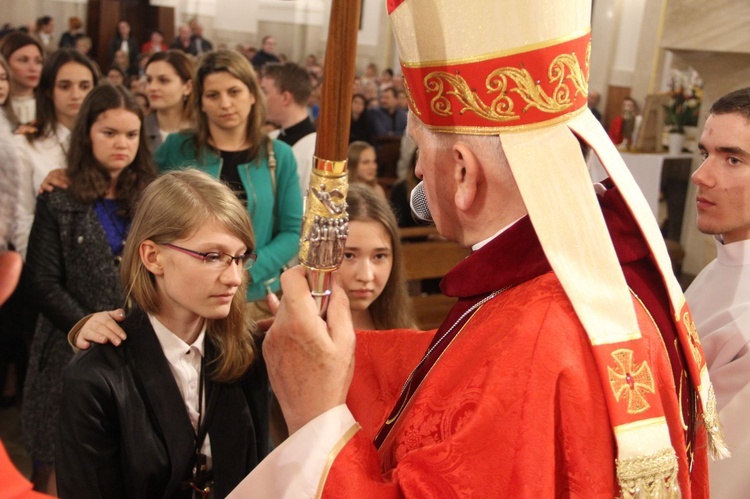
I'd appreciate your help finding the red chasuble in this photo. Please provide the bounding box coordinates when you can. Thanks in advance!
[324,185,708,498]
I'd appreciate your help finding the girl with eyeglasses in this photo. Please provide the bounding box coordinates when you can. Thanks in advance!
[56,169,269,498]
[72,184,418,449]
[21,84,155,494]
[154,49,303,321]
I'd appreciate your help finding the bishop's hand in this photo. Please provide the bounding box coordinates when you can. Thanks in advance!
[263,265,355,435]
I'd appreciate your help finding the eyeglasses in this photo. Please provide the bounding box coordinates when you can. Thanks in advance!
[158,242,257,270]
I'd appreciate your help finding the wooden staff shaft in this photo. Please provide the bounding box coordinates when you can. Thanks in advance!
[300,0,361,313]
[316,0,361,161]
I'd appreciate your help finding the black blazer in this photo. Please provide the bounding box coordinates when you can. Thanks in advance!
[56,308,269,499]
[108,36,139,67]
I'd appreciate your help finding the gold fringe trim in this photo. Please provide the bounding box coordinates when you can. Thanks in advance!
[703,383,731,460]
[616,448,680,499]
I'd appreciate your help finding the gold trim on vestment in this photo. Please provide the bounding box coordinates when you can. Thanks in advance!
[608,349,656,415]
[702,382,730,460]
[616,447,680,499]
[613,416,669,435]
[681,311,703,366]
[400,28,592,68]
[315,423,362,499]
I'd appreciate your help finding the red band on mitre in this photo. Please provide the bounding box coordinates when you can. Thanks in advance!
[387,0,406,14]
[401,32,591,134]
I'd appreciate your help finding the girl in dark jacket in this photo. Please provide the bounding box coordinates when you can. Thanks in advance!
[21,84,155,494]
[56,170,268,498]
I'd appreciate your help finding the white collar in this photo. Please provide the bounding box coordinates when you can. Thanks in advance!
[54,122,71,141]
[149,314,206,364]
[472,216,524,251]
[715,237,750,267]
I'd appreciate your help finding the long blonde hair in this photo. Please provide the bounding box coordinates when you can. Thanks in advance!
[120,169,256,382]
[346,184,416,329]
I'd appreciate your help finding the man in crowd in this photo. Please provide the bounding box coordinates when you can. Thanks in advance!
[685,87,750,498]
[261,62,317,196]
[368,86,406,138]
[170,24,193,53]
[189,22,213,56]
[251,35,280,71]
[589,89,603,122]
[108,21,138,69]
[230,0,720,497]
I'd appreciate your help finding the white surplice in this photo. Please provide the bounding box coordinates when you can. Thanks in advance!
[685,237,750,498]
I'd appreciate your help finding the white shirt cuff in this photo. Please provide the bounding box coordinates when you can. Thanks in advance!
[228,404,357,498]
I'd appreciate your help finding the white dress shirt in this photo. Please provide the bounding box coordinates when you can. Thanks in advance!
[13,123,71,259]
[150,315,212,467]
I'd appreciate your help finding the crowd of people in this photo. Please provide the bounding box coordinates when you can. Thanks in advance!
[1,1,747,498]
[0,11,424,497]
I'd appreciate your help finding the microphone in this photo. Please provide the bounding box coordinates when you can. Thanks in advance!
[410,181,434,224]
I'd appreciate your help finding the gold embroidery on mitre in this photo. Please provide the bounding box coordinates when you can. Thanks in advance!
[702,383,731,460]
[616,447,680,499]
[681,311,703,366]
[424,71,518,121]
[402,77,421,116]
[608,349,656,414]
[422,44,590,122]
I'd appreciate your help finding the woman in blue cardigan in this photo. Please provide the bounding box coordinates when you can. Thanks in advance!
[154,49,302,316]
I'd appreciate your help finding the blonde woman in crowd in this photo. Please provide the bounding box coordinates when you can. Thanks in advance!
[154,49,302,317]
[57,170,269,498]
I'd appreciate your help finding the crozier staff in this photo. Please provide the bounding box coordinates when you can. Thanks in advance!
[297,0,362,312]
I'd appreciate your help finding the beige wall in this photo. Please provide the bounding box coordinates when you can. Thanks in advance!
[4,1,88,35]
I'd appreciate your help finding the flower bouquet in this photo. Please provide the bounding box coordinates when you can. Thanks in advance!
[663,69,702,134]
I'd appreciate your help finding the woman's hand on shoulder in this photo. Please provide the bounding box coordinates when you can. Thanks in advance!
[39,168,70,193]
[72,309,127,350]
[14,123,38,136]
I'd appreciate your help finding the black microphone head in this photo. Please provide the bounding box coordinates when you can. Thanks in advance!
[409,181,433,224]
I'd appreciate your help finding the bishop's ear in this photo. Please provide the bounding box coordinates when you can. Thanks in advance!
[452,142,481,211]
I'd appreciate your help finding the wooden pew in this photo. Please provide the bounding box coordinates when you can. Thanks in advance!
[399,227,471,330]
